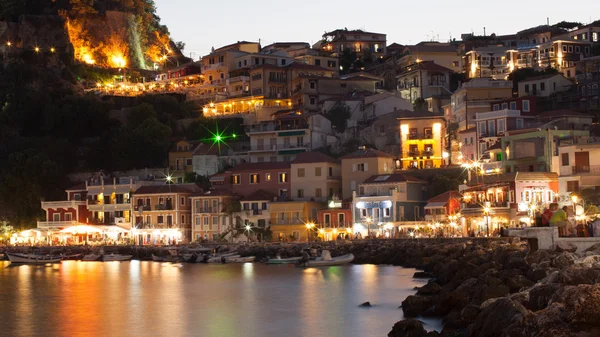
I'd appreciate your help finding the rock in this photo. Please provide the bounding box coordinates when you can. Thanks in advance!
[466,298,527,337]
[574,255,600,269]
[509,291,530,307]
[417,282,441,296]
[413,271,434,279]
[528,266,553,282]
[388,319,427,337]
[554,284,600,326]
[472,283,510,305]
[529,284,563,311]
[480,297,500,309]
[556,267,600,285]
[505,274,535,293]
[554,242,578,253]
[401,295,435,317]
[539,270,559,285]
[460,304,482,321]
[584,243,600,254]
[551,252,578,269]
[526,249,555,265]
[358,301,372,307]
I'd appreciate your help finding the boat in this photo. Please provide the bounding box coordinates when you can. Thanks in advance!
[297,250,354,267]
[152,254,183,263]
[266,256,303,265]
[61,253,83,261]
[82,254,102,261]
[224,256,255,263]
[198,251,238,263]
[207,254,240,263]
[6,253,62,264]
[102,254,133,262]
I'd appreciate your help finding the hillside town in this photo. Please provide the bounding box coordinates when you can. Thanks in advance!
[8,20,600,245]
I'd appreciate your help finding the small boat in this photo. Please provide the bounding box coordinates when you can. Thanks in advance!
[266,256,303,265]
[7,253,62,264]
[82,254,102,261]
[207,254,240,263]
[102,254,133,262]
[298,250,354,267]
[224,256,255,263]
[61,253,83,261]
[198,251,238,263]
[152,254,183,263]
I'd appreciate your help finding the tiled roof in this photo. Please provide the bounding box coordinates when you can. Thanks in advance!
[285,62,333,72]
[401,61,453,74]
[362,173,425,184]
[340,148,393,159]
[190,190,238,197]
[519,73,567,83]
[227,162,290,172]
[515,172,558,181]
[427,190,462,203]
[405,42,457,53]
[134,184,203,195]
[291,152,339,164]
[243,190,277,202]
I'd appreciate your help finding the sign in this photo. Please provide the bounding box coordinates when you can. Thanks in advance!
[328,200,342,209]
[356,200,392,209]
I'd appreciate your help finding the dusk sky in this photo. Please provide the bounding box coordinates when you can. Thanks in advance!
[154,0,596,59]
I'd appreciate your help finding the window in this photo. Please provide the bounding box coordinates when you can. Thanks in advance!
[315,167,322,176]
[195,216,201,227]
[279,173,287,183]
[516,118,524,129]
[464,137,468,145]
[181,215,185,224]
[250,174,260,184]
[181,197,185,206]
[265,173,271,181]
[563,45,568,52]
[501,103,508,110]
[316,188,322,198]
[65,213,72,221]
[540,82,546,91]
[356,163,368,171]
[309,97,316,105]
[510,102,517,110]
[594,32,599,42]
[384,208,391,217]
[297,189,304,198]
[568,46,573,53]
[567,180,579,192]
[575,46,580,53]
[524,84,530,93]
[452,61,459,67]
[562,153,569,166]
[309,81,316,89]
[488,120,496,136]
[479,121,487,136]
[360,208,367,218]
[158,215,164,224]
[297,168,305,177]
[53,213,60,221]
[232,175,241,185]
[186,158,192,166]
[212,199,218,210]
[212,216,218,226]
[585,47,590,55]
[498,119,505,134]
[493,104,499,111]
[470,137,474,144]
[522,100,530,112]
[203,217,209,229]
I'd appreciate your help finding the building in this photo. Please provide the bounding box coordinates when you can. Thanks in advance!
[397,61,453,104]
[290,152,341,202]
[168,140,203,183]
[131,183,203,244]
[398,112,446,169]
[340,147,395,200]
[209,162,291,200]
[85,176,139,227]
[536,39,592,78]
[269,201,322,241]
[191,143,222,177]
[318,29,386,61]
[399,42,461,73]
[458,127,478,163]
[465,46,510,79]
[316,197,353,241]
[517,73,574,97]
[236,190,273,241]
[460,172,558,232]
[476,108,537,162]
[555,142,600,203]
[190,190,238,242]
[245,110,333,163]
[38,183,89,230]
[352,173,427,238]
[424,190,462,223]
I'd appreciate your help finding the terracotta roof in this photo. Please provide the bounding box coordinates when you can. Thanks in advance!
[519,73,568,83]
[466,172,558,186]
[214,41,259,52]
[405,42,457,54]
[291,152,339,164]
[427,190,462,203]
[400,61,453,74]
[190,190,237,197]
[515,172,558,181]
[458,127,477,134]
[243,190,277,202]
[285,62,333,72]
[485,142,502,151]
[227,162,290,172]
[134,184,203,195]
[341,148,393,159]
[362,173,425,184]
[66,183,87,191]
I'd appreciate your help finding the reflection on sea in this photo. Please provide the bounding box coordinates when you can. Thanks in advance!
[0,261,440,337]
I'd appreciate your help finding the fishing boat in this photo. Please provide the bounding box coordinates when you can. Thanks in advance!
[102,254,133,262]
[82,254,102,261]
[266,256,303,264]
[223,256,255,263]
[207,254,241,263]
[297,250,354,267]
[198,251,238,263]
[6,253,62,264]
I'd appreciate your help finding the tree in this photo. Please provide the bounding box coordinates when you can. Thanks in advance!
[413,98,428,112]
[175,41,185,52]
[68,0,97,17]
[428,174,461,199]
[326,104,352,133]
[127,103,157,128]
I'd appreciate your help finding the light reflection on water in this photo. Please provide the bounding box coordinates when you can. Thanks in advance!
[0,261,440,337]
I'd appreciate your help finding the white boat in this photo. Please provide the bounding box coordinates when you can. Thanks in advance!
[298,250,354,267]
[198,251,238,263]
[82,254,102,261]
[266,256,303,264]
[226,256,256,263]
[102,254,133,262]
[207,254,241,263]
[7,253,62,264]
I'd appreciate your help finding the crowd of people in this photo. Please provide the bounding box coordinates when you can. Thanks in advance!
[539,203,600,237]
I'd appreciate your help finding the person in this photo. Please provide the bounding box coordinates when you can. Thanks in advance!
[541,205,555,227]
[550,206,569,237]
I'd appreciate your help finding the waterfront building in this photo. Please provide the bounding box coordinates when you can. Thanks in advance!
[316,197,353,240]
[236,190,273,241]
[340,147,395,200]
[190,190,238,242]
[269,201,322,241]
[290,152,341,202]
[554,142,600,206]
[398,112,446,170]
[351,173,427,238]
[131,183,203,244]
[209,162,291,200]
[517,73,574,98]
[39,183,89,231]
[424,190,462,223]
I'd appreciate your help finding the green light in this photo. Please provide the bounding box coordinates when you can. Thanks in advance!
[215,135,222,141]
[232,133,237,138]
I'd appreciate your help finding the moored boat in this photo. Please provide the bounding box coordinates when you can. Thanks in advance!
[102,254,133,262]
[152,254,183,263]
[224,256,255,263]
[82,254,102,261]
[7,253,62,264]
[266,256,303,265]
[298,250,354,267]
[198,251,238,263]
[207,254,240,263]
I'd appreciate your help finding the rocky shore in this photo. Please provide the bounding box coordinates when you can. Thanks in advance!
[3,238,600,336]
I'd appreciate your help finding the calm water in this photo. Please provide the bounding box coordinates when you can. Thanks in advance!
[0,261,440,337]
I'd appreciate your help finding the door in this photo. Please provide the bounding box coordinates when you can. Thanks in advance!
[575,152,590,173]
[324,214,331,227]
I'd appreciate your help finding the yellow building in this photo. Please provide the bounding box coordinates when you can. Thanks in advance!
[190,190,238,242]
[269,201,322,242]
[398,114,446,169]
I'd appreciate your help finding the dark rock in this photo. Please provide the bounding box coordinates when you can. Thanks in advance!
[358,301,372,307]
[556,267,600,285]
[528,266,553,282]
[526,249,556,265]
[505,275,535,293]
[584,243,600,254]
[473,284,510,305]
[551,252,578,269]
[413,271,434,279]
[401,295,435,317]
[417,282,441,296]
[466,298,527,337]
[554,242,578,253]
[460,304,482,321]
[388,319,427,337]
[529,284,563,311]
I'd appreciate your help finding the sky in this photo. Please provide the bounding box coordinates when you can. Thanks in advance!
[154,0,597,59]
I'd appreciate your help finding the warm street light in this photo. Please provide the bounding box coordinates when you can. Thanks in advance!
[571,195,578,204]
[6,41,11,47]
[50,47,55,53]
[34,46,40,52]
[305,222,314,242]
[166,175,173,183]
[245,225,251,231]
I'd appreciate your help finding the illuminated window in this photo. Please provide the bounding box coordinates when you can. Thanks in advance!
[265,173,271,181]
[232,175,241,185]
[279,173,287,183]
[250,174,260,184]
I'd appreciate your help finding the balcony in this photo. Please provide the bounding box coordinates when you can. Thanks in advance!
[273,218,307,225]
[561,165,600,176]
[228,76,249,83]
[249,144,278,153]
[202,62,224,72]
[41,200,86,209]
[268,76,287,83]
[318,222,351,229]
[37,220,78,229]
[407,133,433,140]
[135,205,151,211]
[463,201,509,209]
[195,207,215,213]
[155,204,173,211]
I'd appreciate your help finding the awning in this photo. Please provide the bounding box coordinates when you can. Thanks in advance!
[425,202,447,209]
[59,225,103,234]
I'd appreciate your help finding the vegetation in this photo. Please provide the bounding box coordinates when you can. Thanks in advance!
[413,98,427,112]
[325,104,352,133]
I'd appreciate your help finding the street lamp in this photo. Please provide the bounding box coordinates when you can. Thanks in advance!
[571,195,578,232]
[365,216,372,238]
[483,205,490,237]
[305,222,314,242]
